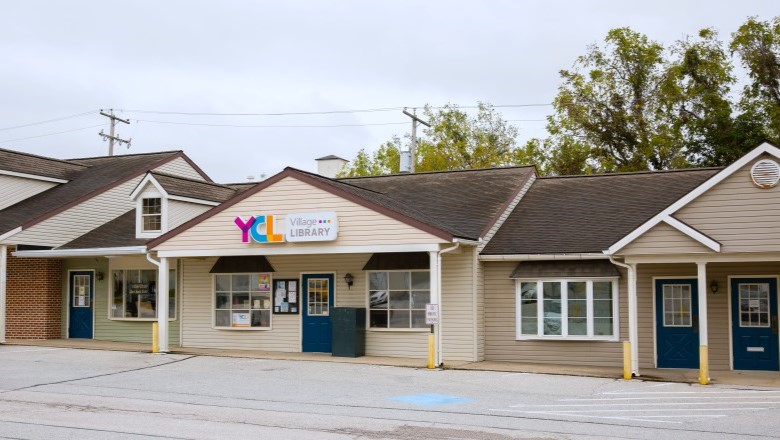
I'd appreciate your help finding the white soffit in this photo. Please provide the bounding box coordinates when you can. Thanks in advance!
[607,141,780,255]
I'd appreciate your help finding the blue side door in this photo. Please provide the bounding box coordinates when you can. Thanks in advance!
[68,271,94,339]
[731,278,779,371]
[656,279,699,368]
[302,274,334,353]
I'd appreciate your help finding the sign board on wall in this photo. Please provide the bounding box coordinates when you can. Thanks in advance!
[234,212,338,244]
[286,212,338,242]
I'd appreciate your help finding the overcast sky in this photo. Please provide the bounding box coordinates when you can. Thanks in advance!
[0,1,777,183]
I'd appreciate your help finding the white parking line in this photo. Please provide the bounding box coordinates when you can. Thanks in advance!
[509,401,780,407]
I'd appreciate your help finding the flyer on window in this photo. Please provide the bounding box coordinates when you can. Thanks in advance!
[258,274,271,292]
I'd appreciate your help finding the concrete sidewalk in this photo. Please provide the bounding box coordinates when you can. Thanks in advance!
[7,338,780,387]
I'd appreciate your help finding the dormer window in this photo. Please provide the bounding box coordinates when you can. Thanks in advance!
[141,198,162,232]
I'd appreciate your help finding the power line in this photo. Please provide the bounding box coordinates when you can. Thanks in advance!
[119,103,552,117]
[0,124,104,144]
[135,119,411,128]
[0,110,97,132]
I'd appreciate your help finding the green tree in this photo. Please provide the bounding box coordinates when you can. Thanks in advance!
[340,103,521,176]
[731,16,780,143]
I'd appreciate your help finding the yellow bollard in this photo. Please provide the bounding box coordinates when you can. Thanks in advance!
[427,332,435,369]
[622,341,632,380]
[699,345,709,385]
[152,322,159,354]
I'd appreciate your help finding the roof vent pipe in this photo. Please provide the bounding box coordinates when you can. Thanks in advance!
[400,150,412,174]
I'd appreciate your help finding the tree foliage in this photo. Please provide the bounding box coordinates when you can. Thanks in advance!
[344,16,780,177]
[339,103,522,176]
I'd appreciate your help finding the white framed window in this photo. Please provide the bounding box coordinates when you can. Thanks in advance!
[368,270,429,329]
[662,284,693,327]
[214,273,272,329]
[110,269,176,320]
[738,283,771,328]
[516,279,619,340]
[141,197,162,232]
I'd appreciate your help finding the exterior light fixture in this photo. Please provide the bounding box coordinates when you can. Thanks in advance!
[96,272,105,281]
[344,273,354,289]
[710,280,718,294]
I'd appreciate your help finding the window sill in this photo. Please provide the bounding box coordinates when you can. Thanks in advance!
[515,335,619,342]
[368,328,429,333]
[108,317,177,322]
[213,326,272,331]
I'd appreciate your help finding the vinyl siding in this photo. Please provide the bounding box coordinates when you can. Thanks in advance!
[11,177,143,247]
[154,157,206,181]
[154,176,446,252]
[635,262,780,371]
[441,247,478,362]
[60,257,180,345]
[620,222,714,255]
[96,256,179,345]
[177,252,443,359]
[476,255,486,361]
[168,200,210,230]
[483,261,628,367]
[676,154,780,253]
[0,174,57,211]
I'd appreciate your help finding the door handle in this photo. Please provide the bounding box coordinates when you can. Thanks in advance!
[772,316,778,334]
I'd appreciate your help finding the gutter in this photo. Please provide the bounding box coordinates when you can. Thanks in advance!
[12,246,147,258]
[479,253,607,261]
[609,255,639,376]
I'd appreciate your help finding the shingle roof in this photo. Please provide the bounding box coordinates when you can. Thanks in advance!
[0,147,86,180]
[0,151,183,236]
[150,172,237,203]
[59,210,147,249]
[482,168,722,255]
[341,166,536,240]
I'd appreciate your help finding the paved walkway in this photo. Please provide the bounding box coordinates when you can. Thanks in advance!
[6,338,780,387]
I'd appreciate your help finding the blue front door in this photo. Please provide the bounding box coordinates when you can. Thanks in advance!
[656,279,699,368]
[68,271,94,339]
[731,278,779,371]
[302,274,334,353]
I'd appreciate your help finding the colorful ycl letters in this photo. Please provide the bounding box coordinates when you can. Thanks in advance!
[234,215,284,243]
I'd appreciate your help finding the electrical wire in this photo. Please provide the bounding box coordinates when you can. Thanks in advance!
[119,103,552,117]
[135,119,411,128]
[0,110,97,132]
[0,124,104,144]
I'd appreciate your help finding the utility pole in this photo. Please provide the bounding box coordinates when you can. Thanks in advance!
[99,109,131,156]
[402,108,430,173]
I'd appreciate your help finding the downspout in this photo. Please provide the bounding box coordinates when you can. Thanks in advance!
[436,241,460,366]
[472,242,479,362]
[609,255,639,376]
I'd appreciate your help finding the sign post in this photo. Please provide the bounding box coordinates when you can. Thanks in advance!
[425,304,439,369]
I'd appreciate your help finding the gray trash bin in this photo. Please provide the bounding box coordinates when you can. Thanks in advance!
[331,307,366,357]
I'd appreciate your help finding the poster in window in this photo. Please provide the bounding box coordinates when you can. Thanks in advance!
[232,312,250,327]
[258,274,271,292]
[272,279,300,314]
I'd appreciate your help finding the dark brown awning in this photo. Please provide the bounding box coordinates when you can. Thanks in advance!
[362,252,429,271]
[510,260,620,279]
[210,256,275,273]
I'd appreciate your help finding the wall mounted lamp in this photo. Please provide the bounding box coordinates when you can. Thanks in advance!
[710,279,718,294]
[344,273,354,289]
[96,272,105,281]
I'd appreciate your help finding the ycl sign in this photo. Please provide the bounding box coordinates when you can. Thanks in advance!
[425,303,439,325]
[234,212,338,243]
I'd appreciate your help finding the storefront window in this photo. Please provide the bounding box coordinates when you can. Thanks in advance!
[368,271,429,329]
[516,279,617,339]
[111,269,176,319]
[214,273,272,329]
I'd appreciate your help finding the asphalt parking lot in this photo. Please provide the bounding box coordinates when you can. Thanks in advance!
[1,345,780,439]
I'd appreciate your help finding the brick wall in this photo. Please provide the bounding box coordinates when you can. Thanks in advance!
[5,246,63,339]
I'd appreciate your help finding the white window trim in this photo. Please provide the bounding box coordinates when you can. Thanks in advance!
[660,283,694,328]
[212,273,273,331]
[108,268,177,322]
[366,269,431,332]
[515,277,620,341]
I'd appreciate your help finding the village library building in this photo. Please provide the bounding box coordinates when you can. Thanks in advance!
[4,142,780,381]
